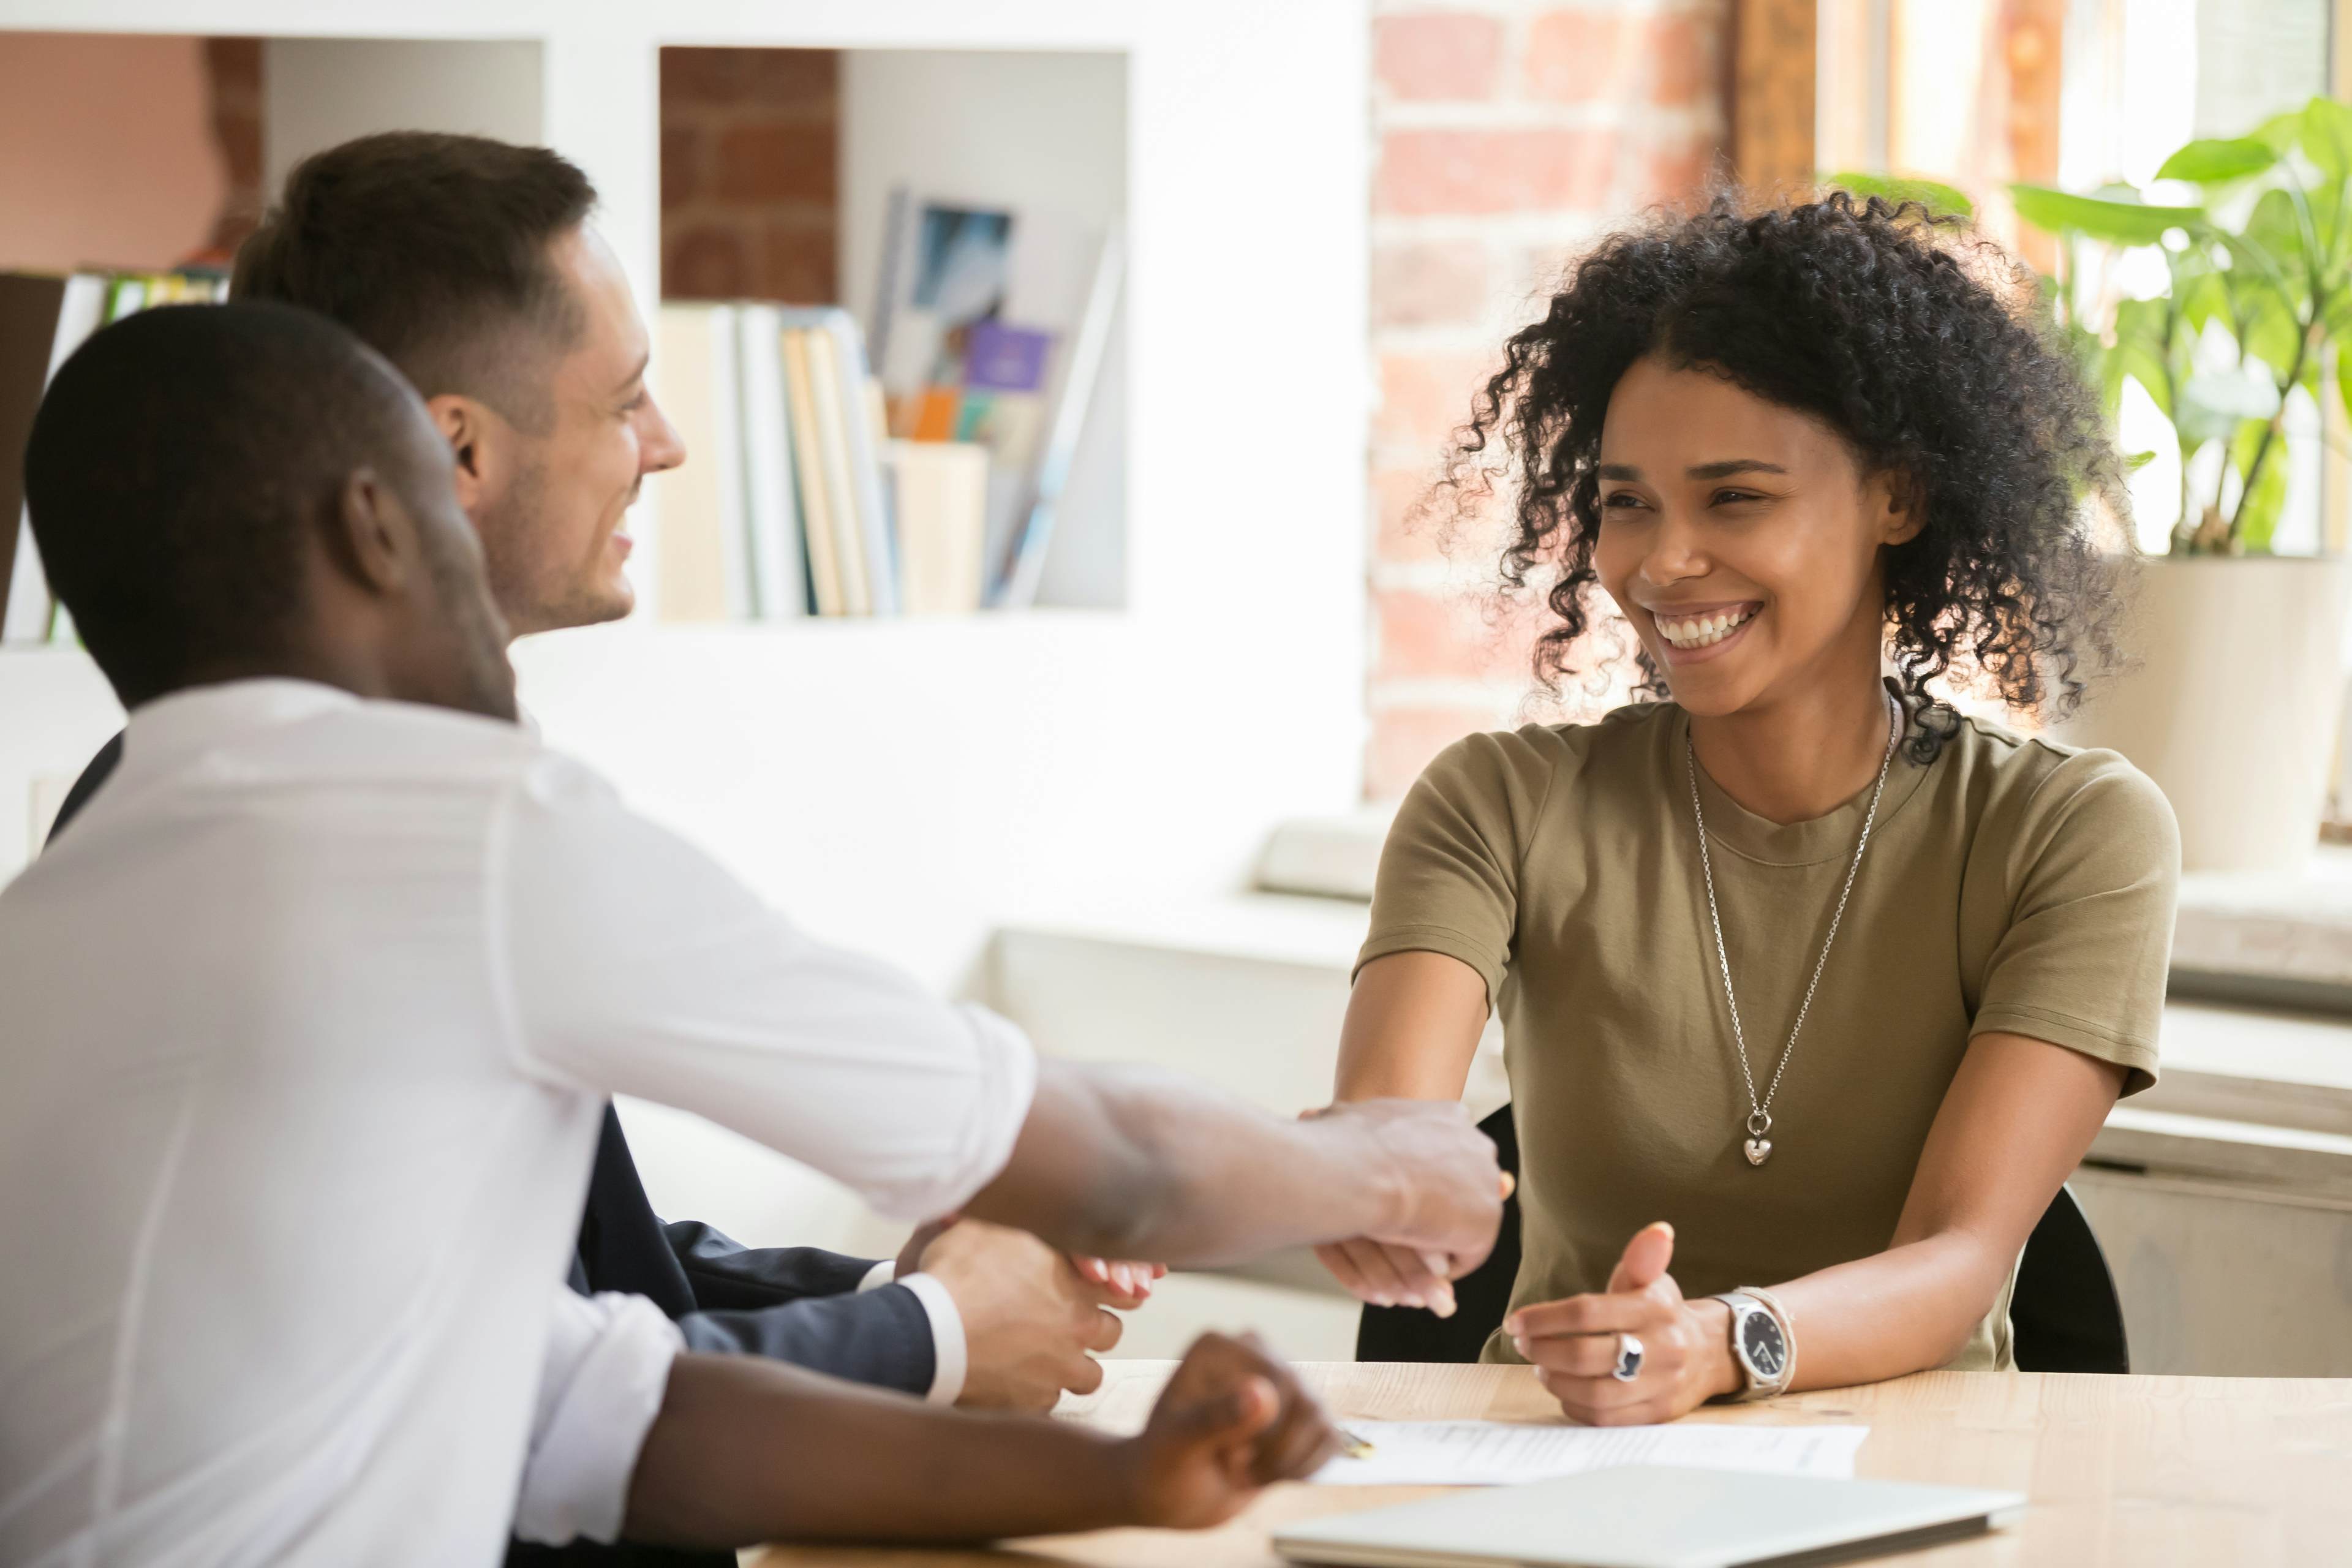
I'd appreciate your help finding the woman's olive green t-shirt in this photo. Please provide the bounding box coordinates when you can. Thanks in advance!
[1359,698,2180,1371]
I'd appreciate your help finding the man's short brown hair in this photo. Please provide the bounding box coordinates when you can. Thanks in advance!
[232,131,597,431]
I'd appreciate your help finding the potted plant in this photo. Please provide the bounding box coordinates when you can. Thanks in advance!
[1840,100,2352,872]
[2005,99,2352,873]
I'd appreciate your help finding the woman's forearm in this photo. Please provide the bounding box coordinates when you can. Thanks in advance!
[625,1352,1137,1548]
[1764,1034,2125,1391]
[1766,1229,2012,1392]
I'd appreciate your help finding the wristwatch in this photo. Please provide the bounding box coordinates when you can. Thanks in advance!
[1710,1287,1796,1401]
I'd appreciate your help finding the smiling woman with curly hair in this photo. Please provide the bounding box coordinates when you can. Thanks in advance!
[1321,192,2181,1423]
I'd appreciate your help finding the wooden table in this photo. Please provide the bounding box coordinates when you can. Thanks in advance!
[748,1360,2352,1566]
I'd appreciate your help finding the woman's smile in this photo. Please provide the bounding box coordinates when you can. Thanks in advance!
[1649,600,1763,664]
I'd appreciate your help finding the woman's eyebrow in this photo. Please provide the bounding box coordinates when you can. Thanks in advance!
[1687,459,1789,479]
[1597,463,1642,480]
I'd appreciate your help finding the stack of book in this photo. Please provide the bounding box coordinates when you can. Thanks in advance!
[872,191,1123,610]
[656,303,984,619]
[1,270,230,646]
[658,194,1123,624]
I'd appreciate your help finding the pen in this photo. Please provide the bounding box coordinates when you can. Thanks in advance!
[1338,1427,1377,1460]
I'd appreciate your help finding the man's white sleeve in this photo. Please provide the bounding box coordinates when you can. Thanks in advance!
[490,755,1038,1224]
[514,1289,684,1547]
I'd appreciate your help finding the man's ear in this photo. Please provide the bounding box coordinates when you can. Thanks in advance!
[426,394,494,515]
[328,467,418,596]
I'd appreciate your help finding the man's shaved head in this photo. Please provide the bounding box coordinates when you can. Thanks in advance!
[24,302,510,715]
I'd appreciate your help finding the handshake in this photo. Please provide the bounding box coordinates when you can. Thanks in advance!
[1298,1098,1515,1321]
[917,1095,1509,1413]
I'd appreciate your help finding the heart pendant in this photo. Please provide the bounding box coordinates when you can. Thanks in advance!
[1744,1137,1773,1166]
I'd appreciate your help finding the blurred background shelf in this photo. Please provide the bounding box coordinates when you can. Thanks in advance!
[0,0,1371,953]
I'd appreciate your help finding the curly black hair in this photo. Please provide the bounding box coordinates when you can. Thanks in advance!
[1439,191,2126,763]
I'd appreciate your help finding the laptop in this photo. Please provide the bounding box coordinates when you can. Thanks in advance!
[1272,1466,2027,1568]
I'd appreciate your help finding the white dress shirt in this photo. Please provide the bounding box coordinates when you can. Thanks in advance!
[516,1289,684,1547]
[506,705,967,1412]
[507,1268,963,1551]
[0,679,1036,1567]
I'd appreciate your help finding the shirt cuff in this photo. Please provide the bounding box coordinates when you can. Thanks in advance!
[895,1271,968,1406]
[514,1291,684,1546]
[857,1258,897,1294]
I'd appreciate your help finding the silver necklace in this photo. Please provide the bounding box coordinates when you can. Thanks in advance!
[1686,692,1901,1167]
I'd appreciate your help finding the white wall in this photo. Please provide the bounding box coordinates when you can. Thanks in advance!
[263,38,543,195]
[0,651,119,874]
[0,0,1370,1253]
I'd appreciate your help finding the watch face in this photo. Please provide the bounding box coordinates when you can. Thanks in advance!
[1740,1310,1787,1380]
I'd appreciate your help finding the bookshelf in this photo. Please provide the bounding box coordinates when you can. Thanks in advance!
[0,0,1370,1246]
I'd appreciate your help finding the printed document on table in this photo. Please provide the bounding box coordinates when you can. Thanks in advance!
[1312,1421,1868,1487]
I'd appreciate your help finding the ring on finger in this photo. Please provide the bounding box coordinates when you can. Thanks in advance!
[1611,1333,1644,1382]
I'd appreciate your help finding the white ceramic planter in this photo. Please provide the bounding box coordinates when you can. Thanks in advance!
[2049,555,2352,873]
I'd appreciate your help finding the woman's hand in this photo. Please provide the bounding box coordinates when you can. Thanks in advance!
[1120,1332,1340,1529]
[1505,1221,1739,1425]
[1302,1100,1513,1314]
[1310,1166,1515,1315]
[1071,1256,1167,1308]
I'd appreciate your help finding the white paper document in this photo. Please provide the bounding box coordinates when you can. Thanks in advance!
[1311,1420,1869,1487]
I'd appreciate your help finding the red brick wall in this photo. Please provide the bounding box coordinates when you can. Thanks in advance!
[1365,1,1728,799]
[660,48,839,303]
[196,43,844,301]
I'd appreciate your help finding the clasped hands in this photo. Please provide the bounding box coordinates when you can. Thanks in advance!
[913,1097,1511,1413]
[895,1214,1165,1412]
[1306,1098,1515,1318]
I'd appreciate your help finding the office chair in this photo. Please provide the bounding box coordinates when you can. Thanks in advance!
[2008,1184,2130,1373]
[1355,1104,2130,1375]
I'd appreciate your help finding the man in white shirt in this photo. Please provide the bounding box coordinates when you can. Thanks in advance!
[0,303,1503,1561]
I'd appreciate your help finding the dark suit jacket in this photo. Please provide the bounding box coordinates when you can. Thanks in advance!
[50,731,936,1565]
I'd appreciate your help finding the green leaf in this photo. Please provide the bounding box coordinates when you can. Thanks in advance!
[2175,262,2231,334]
[2244,290,2303,369]
[2309,178,2349,277]
[2252,109,2307,156]
[1820,172,1976,217]
[2091,343,2128,419]
[2111,296,2177,417]
[2231,418,2288,552]
[2244,187,2309,264]
[2157,137,2278,184]
[2009,184,2205,246]
[2300,97,2352,181]
[2125,450,2159,472]
[2220,188,2310,315]
[2178,368,2280,445]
